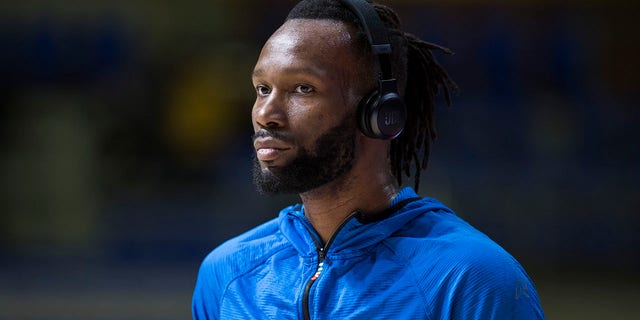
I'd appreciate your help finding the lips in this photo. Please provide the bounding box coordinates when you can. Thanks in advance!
[253,137,292,162]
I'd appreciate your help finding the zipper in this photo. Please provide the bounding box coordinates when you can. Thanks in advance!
[302,244,327,320]
[301,212,359,320]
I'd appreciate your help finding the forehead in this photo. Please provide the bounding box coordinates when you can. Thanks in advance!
[269,19,355,53]
[254,19,360,79]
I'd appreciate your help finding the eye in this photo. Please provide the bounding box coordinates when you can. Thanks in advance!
[294,84,314,94]
[255,84,271,96]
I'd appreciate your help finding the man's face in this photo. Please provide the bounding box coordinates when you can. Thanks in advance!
[250,19,364,195]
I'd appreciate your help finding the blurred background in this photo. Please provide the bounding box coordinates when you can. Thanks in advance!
[0,0,638,319]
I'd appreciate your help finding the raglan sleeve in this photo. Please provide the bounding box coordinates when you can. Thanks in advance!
[444,244,546,320]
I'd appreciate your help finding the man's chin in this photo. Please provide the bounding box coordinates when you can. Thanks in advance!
[258,163,286,175]
[252,160,321,195]
[252,160,292,195]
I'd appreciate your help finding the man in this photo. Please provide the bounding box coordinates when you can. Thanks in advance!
[193,0,544,319]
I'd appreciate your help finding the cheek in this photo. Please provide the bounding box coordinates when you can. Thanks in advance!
[288,102,326,127]
[288,115,327,149]
[295,100,347,125]
[291,110,335,135]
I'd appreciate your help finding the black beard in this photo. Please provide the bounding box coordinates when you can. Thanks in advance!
[252,117,356,195]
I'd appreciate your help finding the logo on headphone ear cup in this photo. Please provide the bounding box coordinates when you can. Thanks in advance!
[358,87,407,139]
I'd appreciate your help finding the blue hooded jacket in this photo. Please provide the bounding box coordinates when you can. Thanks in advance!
[192,188,544,319]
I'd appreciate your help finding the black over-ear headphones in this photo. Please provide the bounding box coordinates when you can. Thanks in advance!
[340,0,406,140]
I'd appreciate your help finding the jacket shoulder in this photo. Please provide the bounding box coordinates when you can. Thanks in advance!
[386,209,545,319]
[201,217,287,282]
[192,217,290,319]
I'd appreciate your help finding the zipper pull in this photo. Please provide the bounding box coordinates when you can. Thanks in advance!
[318,247,326,260]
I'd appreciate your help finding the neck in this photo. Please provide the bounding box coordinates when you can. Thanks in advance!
[299,166,399,244]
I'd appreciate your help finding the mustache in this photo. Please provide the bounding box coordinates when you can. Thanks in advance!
[252,129,296,144]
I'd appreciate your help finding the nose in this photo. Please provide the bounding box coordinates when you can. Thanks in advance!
[252,92,287,130]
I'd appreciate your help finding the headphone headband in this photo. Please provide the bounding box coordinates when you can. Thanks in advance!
[340,0,393,80]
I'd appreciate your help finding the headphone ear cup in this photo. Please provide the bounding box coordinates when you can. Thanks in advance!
[358,90,406,140]
[357,90,380,138]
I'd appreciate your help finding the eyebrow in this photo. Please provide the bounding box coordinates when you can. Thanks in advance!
[251,66,327,79]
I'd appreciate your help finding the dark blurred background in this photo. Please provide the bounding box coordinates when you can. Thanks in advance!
[0,0,638,319]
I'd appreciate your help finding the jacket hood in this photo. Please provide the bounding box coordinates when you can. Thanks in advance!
[278,187,454,259]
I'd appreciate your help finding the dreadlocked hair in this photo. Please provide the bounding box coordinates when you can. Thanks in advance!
[287,0,458,191]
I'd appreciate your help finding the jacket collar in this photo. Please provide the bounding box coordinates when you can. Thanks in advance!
[278,187,451,258]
